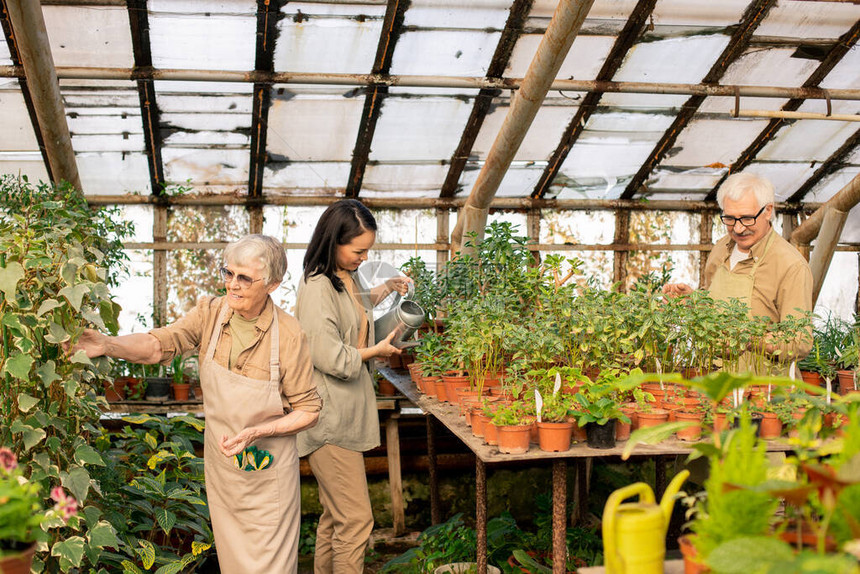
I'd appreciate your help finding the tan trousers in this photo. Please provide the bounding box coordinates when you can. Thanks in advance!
[308,444,374,574]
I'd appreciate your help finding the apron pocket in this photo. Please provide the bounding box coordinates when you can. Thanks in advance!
[207,458,282,526]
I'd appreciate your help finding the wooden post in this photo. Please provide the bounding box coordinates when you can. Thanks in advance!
[385,414,406,536]
[699,211,713,288]
[528,208,542,265]
[613,209,630,289]
[153,205,168,326]
[809,207,848,306]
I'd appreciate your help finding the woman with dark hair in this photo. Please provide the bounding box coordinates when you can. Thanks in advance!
[296,199,410,574]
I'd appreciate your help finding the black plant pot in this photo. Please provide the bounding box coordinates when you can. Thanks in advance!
[145,377,171,401]
[585,420,616,449]
[732,412,764,437]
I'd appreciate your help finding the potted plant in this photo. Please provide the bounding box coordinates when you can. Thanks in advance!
[169,354,193,401]
[535,391,573,453]
[143,363,170,401]
[491,403,535,454]
[571,388,627,450]
[0,447,78,572]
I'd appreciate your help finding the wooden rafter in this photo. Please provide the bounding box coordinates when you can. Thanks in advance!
[126,0,164,196]
[787,126,860,203]
[705,18,860,201]
[620,0,777,200]
[248,0,285,199]
[0,0,51,180]
[345,0,410,198]
[531,0,658,199]
[438,0,533,199]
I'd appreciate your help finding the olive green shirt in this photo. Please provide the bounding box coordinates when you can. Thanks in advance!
[295,272,380,457]
[703,228,813,360]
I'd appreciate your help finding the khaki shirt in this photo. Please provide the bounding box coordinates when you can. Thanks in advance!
[295,272,380,457]
[703,228,813,359]
[150,296,321,413]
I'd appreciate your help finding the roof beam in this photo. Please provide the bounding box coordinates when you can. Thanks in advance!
[248,0,285,199]
[5,0,81,189]
[620,0,777,200]
[0,0,51,179]
[126,0,164,197]
[705,18,860,201]
[439,0,533,199]
[345,0,410,198]
[531,0,657,199]
[451,0,597,253]
[4,66,860,101]
[787,126,860,203]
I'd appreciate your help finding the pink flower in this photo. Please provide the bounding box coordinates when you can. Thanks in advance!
[51,486,78,521]
[0,447,17,472]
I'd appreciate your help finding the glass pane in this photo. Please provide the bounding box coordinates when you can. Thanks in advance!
[115,249,154,335]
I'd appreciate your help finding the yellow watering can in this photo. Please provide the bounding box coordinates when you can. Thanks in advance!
[602,470,689,574]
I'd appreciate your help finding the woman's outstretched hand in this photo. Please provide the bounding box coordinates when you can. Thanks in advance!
[63,329,108,359]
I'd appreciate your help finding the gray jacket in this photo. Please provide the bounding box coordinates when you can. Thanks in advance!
[295,272,380,457]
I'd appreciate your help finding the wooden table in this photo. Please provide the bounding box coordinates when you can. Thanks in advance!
[377,367,793,574]
[578,559,685,573]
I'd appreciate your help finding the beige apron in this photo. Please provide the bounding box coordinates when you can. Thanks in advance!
[709,232,777,375]
[201,305,300,573]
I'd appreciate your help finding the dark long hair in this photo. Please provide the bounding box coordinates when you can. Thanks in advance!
[303,199,377,292]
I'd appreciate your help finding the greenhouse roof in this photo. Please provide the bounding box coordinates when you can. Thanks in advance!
[1,0,859,211]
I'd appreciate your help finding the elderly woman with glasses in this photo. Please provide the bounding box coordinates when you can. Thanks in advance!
[69,234,321,573]
[663,173,813,370]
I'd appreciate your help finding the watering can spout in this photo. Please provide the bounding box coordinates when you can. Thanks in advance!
[659,470,690,526]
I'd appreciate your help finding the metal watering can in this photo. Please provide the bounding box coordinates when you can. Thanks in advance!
[602,469,689,574]
[373,280,425,348]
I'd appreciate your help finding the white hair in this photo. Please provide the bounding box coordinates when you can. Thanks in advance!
[223,235,287,285]
[716,173,775,220]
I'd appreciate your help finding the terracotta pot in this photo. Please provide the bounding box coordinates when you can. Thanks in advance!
[536,421,573,452]
[570,418,588,442]
[664,403,684,422]
[779,525,838,553]
[434,379,449,402]
[191,383,203,401]
[421,375,440,398]
[789,408,808,438]
[678,535,709,574]
[484,418,499,445]
[387,353,403,369]
[461,396,482,423]
[496,423,532,454]
[377,378,396,396]
[713,412,729,432]
[837,369,857,393]
[616,407,635,441]
[408,363,423,384]
[105,377,127,401]
[758,412,783,439]
[637,408,669,428]
[442,373,469,405]
[172,382,191,401]
[800,370,823,391]
[124,376,145,400]
[674,411,703,442]
[0,543,36,574]
[471,408,486,437]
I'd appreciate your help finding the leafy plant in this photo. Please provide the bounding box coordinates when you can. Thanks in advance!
[0,174,132,571]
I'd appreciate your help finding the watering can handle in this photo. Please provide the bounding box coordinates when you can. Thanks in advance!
[602,482,656,574]
[389,276,414,304]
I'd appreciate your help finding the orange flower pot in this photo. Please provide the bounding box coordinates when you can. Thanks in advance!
[536,421,573,452]
[637,409,669,428]
[758,412,782,439]
[496,424,532,454]
[674,411,703,442]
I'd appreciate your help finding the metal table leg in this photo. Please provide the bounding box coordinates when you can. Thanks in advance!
[552,460,567,574]
[427,416,441,525]
[477,458,487,574]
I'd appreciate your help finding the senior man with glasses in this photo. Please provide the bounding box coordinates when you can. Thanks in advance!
[663,173,813,372]
[69,234,321,573]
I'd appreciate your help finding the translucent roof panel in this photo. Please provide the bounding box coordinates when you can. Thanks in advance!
[602,35,731,109]
[148,1,256,72]
[390,31,501,76]
[62,81,144,154]
[362,164,450,197]
[821,46,860,90]
[528,0,636,25]
[645,168,727,195]
[471,96,580,161]
[162,148,250,192]
[264,162,350,192]
[77,153,152,196]
[265,85,365,163]
[368,91,478,161]
[0,34,11,66]
[275,4,384,75]
[457,163,546,197]
[803,166,860,206]
[757,120,858,163]
[754,2,860,40]
[42,5,133,68]
[404,0,512,29]
[505,35,614,80]
[661,118,772,169]
[739,163,821,201]
[0,81,39,151]
[720,47,821,88]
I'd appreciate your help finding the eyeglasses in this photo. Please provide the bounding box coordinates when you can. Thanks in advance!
[219,267,264,289]
[719,204,768,227]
